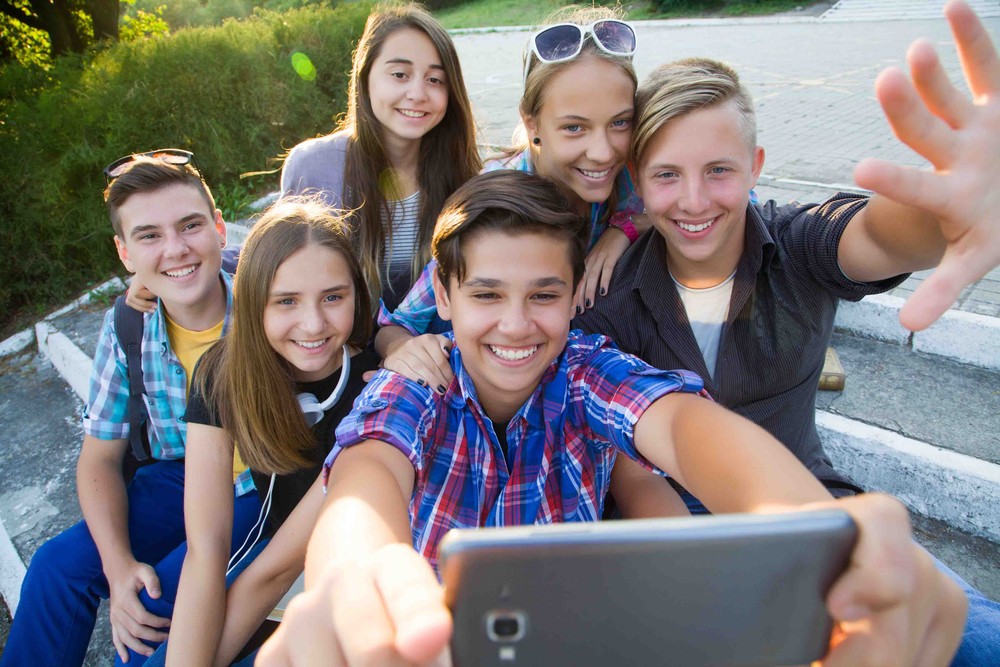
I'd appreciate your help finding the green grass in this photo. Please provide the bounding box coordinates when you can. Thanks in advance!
[436,0,826,28]
[434,0,570,29]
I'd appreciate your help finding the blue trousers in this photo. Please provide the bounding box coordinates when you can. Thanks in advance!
[144,537,272,666]
[675,487,1000,666]
[1,461,263,667]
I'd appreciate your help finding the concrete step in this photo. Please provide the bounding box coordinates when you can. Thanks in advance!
[815,332,1000,599]
[819,332,1000,466]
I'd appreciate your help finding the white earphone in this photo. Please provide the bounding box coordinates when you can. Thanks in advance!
[296,344,352,427]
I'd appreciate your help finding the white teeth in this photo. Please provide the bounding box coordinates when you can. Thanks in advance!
[397,109,427,118]
[295,339,327,349]
[579,168,611,179]
[677,219,714,233]
[164,266,196,277]
[489,345,538,361]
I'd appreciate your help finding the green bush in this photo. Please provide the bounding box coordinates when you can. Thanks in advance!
[648,0,803,15]
[418,0,468,10]
[650,0,723,11]
[0,3,371,333]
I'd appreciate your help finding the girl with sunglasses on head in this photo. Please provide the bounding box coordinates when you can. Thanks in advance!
[126,3,480,322]
[374,7,689,520]
[151,199,379,666]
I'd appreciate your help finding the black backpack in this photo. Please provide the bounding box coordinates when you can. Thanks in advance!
[113,244,241,481]
[113,295,153,482]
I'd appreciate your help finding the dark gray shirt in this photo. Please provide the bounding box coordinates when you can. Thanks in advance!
[575,194,906,491]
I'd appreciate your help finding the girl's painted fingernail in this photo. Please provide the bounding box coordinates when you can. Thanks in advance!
[417,378,427,387]
[599,287,607,296]
[576,305,582,314]
[437,385,446,394]
[585,298,592,308]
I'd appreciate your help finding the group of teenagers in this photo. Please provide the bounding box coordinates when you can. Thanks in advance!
[4,0,1000,665]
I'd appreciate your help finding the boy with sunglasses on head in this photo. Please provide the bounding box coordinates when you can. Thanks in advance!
[257,170,966,667]
[1,151,262,667]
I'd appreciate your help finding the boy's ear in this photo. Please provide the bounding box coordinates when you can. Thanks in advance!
[750,146,765,187]
[214,209,227,250]
[113,235,135,273]
[432,269,453,321]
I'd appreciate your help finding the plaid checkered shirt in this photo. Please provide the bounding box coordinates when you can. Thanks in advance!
[325,330,707,571]
[82,270,254,496]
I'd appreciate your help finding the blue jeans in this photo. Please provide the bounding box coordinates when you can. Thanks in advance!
[1,461,263,667]
[143,537,272,666]
[673,486,1000,665]
[939,559,1000,667]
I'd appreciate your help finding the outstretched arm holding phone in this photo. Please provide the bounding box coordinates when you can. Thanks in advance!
[257,391,965,667]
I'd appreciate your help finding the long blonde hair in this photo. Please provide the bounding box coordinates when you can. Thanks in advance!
[339,2,481,307]
[197,198,372,475]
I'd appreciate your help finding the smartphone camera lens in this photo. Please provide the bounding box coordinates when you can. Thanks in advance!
[486,610,527,642]
[493,617,519,637]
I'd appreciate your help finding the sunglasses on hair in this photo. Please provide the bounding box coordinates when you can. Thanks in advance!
[527,19,637,66]
[103,148,194,185]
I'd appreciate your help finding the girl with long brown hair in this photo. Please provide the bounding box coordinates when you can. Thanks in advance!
[280,2,481,314]
[161,198,379,665]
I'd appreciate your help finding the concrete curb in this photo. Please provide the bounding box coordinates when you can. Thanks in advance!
[1,277,126,363]
[912,308,1000,372]
[835,295,1000,370]
[835,294,913,345]
[819,411,1000,543]
[0,329,34,361]
[0,520,25,616]
[35,322,90,403]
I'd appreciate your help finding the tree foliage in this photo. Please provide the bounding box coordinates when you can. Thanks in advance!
[0,0,119,57]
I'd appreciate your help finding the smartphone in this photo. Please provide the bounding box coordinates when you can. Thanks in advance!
[440,511,857,667]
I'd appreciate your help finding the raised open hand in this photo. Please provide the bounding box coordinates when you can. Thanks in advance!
[853,0,1000,331]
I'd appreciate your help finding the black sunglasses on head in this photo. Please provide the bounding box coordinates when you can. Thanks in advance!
[103,148,194,185]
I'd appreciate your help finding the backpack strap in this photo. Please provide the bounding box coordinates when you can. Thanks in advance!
[114,295,150,462]
[221,244,241,275]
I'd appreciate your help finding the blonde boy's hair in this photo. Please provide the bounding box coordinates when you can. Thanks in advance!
[633,57,757,165]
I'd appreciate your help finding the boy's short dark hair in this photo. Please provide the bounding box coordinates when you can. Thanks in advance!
[104,157,216,237]
[433,170,589,290]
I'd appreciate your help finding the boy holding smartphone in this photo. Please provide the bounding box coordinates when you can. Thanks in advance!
[258,170,966,667]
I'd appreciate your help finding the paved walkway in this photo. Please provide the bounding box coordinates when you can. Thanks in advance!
[822,0,1000,21]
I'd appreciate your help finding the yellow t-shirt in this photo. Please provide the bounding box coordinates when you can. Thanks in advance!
[165,314,248,483]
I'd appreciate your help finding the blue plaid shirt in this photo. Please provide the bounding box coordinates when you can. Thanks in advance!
[83,271,255,495]
[326,331,707,571]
